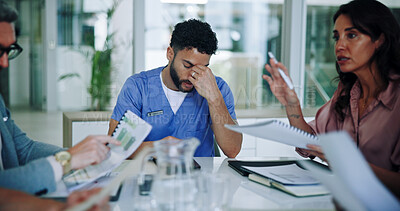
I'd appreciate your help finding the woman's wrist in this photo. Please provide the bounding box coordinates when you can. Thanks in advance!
[285,104,303,119]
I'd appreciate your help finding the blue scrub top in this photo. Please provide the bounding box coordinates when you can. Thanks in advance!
[111,66,237,157]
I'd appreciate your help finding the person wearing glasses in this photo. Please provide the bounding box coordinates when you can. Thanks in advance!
[0,42,22,60]
[0,0,121,197]
[264,0,400,198]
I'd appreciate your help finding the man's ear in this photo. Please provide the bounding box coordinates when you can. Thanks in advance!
[166,46,174,62]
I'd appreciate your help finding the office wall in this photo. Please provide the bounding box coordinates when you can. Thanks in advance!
[9,36,30,108]
[9,0,31,108]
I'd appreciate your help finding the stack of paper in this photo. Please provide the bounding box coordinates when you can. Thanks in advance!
[244,164,329,197]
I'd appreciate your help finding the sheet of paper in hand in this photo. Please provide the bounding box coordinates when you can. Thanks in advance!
[63,110,152,191]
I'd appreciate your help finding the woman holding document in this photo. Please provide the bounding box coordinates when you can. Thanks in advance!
[263,0,400,198]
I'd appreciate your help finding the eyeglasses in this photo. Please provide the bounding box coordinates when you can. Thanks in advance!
[0,43,23,60]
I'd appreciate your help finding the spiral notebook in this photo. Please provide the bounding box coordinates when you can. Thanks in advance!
[225,120,318,149]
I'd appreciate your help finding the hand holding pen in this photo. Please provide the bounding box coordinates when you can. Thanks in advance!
[262,52,300,107]
[267,52,294,90]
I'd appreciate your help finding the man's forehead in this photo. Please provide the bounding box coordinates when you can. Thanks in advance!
[0,22,16,47]
[176,47,211,58]
[178,53,210,67]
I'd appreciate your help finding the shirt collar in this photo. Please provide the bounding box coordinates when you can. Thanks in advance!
[377,79,399,110]
[351,78,399,111]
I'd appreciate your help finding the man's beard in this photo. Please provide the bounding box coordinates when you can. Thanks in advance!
[170,57,194,93]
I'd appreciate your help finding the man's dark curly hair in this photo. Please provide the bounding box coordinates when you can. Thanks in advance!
[170,19,218,55]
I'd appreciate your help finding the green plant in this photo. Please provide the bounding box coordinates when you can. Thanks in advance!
[58,0,120,111]
[89,34,114,111]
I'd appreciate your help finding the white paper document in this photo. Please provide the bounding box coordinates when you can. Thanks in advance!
[299,160,366,210]
[66,148,152,211]
[244,164,319,185]
[225,120,318,149]
[42,162,129,200]
[302,131,400,211]
[63,110,152,191]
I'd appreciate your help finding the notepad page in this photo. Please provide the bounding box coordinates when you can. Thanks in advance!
[225,120,318,149]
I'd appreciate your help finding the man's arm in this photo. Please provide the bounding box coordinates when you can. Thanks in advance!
[0,187,109,211]
[0,188,64,211]
[209,96,242,158]
[107,119,119,136]
[189,65,242,158]
[0,157,59,195]
[0,103,62,194]
[0,134,120,195]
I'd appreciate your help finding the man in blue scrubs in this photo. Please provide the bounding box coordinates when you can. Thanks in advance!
[108,19,242,158]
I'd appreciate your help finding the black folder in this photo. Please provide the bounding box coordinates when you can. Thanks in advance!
[228,159,329,177]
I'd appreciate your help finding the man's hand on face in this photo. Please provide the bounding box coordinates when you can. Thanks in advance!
[67,135,121,170]
[188,65,222,103]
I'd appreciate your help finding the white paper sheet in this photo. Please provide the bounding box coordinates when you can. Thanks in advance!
[63,110,152,191]
[244,164,319,185]
[303,131,400,211]
[225,120,318,149]
[66,147,152,211]
[299,160,366,211]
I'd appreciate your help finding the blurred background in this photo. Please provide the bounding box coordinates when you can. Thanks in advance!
[2,0,400,112]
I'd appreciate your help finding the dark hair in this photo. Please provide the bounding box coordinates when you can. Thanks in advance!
[170,19,218,55]
[333,0,400,121]
[0,0,18,23]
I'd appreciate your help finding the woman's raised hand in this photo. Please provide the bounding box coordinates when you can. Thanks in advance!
[262,58,299,107]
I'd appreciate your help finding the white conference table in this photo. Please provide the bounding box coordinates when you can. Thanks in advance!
[111,157,335,210]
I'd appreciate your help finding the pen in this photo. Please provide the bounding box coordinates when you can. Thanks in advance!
[267,52,294,90]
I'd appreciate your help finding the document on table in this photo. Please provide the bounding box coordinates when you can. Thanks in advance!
[62,110,152,191]
[42,161,130,201]
[66,148,152,211]
[248,173,329,197]
[243,164,319,185]
[225,120,318,149]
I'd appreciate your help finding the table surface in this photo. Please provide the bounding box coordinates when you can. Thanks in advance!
[111,157,335,211]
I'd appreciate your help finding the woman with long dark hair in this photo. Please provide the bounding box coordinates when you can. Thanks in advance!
[263,0,400,197]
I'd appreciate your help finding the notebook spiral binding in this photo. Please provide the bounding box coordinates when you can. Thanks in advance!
[112,112,128,137]
[273,120,318,140]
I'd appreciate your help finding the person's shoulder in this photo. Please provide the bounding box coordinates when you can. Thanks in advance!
[0,95,8,115]
[0,95,5,108]
[125,67,164,84]
[214,76,234,98]
[214,75,230,88]
[130,66,163,79]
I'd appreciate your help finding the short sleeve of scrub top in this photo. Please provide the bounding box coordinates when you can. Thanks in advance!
[111,74,144,121]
